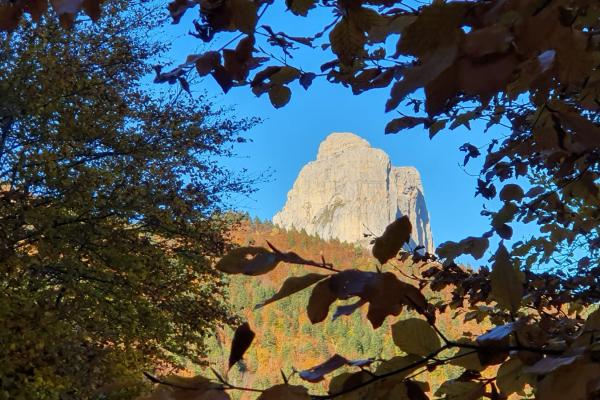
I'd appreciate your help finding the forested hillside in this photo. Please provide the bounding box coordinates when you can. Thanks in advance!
[193,218,487,398]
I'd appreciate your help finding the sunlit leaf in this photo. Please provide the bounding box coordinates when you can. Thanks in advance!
[392,318,441,356]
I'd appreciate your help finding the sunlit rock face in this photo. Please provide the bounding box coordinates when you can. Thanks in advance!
[273,132,434,252]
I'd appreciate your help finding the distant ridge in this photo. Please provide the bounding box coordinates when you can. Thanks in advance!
[273,132,434,252]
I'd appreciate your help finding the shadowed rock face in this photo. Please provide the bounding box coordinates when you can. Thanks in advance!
[273,132,434,252]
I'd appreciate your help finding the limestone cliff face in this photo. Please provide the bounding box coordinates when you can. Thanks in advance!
[273,132,434,252]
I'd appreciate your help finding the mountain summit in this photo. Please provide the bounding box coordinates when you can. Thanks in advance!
[273,132,434,252]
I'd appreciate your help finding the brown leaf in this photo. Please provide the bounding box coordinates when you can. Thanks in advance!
[168,0,194,24]
[372,216,412,264]
[285,0,315,17]
[499,184,524,202]
[524,354,583,375]
[436,236,489,260]
[329,269,377,298]
[330,17,365,65]
[251,66,282,86]
[211,65,234,93]
[385,117,431,134]
[269,66,300,85]
[397,2,466,57]
[386,45,458,112]
[268,85,291,108]
[490,244,524,313]
[457,53,518,98]
[406,380,429,400]
[299,72,316,90]
[215,247,280,275]
[307,278,336,323]
[257,384,310,400]
[195,51,222,76]
[228,322,255,370]
[230,0,257,34]
[299,354,349,382]
[462,24,512,57]
[256,273,329,309]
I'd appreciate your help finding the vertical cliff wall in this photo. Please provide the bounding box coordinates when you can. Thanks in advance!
[273,132,434,252]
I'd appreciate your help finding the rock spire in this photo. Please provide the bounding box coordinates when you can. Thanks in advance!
[273,132,434,252]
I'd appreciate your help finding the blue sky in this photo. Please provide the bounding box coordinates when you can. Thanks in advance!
[156,3,529,265]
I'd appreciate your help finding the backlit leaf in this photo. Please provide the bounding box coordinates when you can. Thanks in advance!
[490,244,524,313]
[268,85,292,108]
[256,273,329,309]
[257,384,310,400]
[215,247,280,275]
[307,278,337,323]
[372,216,412,264]
[499,184,524,202]
[392,318,441,356]
[299,354,349,383]
[435,380,484,400]
[228,322,255,369]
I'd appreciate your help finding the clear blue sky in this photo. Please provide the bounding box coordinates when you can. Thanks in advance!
[157,3,531,265]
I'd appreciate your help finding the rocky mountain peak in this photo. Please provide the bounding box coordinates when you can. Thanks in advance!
[273,132,434,252]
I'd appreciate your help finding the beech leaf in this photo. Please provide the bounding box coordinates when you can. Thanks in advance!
[307,278,337,323]
[257,384,310,400]
[215,247,280,275]
[268,85,292,108]
[392,318,441,356]
[499,184,525,202]
[490,244,524,313]
[256,273,329,309]
[299,354,349,382]
[228,322,255,370]
[372,216,412,264]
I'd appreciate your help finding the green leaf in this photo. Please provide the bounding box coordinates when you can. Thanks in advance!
[255,273,329,309]
[490,244,524,313]
[391,318,441,356]
[372,216,412,264]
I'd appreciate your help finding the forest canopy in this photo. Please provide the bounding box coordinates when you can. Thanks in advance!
[0,1,255,398]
